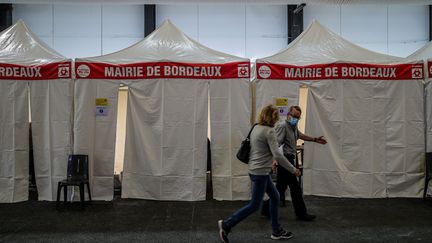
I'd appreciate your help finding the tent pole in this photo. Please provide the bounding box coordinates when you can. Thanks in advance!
[425,80,429,155]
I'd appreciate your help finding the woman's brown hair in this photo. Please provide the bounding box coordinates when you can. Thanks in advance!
[258,104,279,127]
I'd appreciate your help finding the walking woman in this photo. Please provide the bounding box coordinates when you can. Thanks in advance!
[218,104,301,242]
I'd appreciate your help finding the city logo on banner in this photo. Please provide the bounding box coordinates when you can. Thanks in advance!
[237,63,250,78]
[411,64,423,79]
[77,64,91,78]
[58,64,70,78]
[429,63,432,78]
[427,61,432,79]
[258,65,271,79]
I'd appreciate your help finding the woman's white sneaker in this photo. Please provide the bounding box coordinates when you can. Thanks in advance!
[271,228,294,240]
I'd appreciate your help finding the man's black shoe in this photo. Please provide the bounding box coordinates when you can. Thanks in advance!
[296,214,316,221]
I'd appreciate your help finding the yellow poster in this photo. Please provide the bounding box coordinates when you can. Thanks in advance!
[275,98,288,107]
[96,98,108,106]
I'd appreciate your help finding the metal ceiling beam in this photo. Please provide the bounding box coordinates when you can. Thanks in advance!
[430,5,432,41]
[0,4,12,32]
[287,3,304,44]
[144,4,156,37]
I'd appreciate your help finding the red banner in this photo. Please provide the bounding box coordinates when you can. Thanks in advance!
[0,61,72,80]
[256,62,424,80]
[75,61,250,79]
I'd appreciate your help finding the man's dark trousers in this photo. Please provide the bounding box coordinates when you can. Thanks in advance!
[276,153,307,217]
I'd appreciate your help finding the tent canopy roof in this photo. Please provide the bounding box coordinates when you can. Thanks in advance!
[0,20,67,65]
[407,41,432,61]
[78,19,248,64]
[257,20,404,65]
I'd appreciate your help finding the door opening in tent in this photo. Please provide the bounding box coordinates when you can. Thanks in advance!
[298,85,309,142]
[206,84,212,200]
[28,86,37,200]
[297,85,309,168]
[114,85,128,197]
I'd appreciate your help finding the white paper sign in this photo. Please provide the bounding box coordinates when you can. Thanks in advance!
[95,106,108,116]
[278,106,288,116]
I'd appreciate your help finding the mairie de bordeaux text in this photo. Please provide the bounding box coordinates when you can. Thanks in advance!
[105,65,222,78]
[285,66,397,79]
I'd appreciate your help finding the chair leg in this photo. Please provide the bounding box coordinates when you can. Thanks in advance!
[63,185,68,204]
[86,182,92,203]
[56,183,62,209]
[79,184,85,209]
[425,177,430,200]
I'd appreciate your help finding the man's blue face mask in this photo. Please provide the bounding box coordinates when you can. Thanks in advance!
[288,117,298,127]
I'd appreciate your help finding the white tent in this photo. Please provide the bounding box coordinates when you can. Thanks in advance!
[0,20,73,203]
[74,20,250,201]
[408,44,432,155]
[255,20,425,198]
[408,43,432,196]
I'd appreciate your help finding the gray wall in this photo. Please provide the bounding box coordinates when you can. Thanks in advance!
[12,4,429,58]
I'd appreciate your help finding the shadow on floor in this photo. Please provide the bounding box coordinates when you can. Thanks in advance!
[1,196,432,242]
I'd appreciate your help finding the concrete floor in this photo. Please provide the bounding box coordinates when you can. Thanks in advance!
[1,196,432,243]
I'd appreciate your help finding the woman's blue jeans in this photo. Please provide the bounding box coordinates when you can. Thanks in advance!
[224,174,281,233]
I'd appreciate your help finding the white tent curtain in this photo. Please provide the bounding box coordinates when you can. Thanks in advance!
[406,46,432,197]
[73,79,120,201]
[0,81,29,203]
[405,45,432,156]
[30,79,73,201]
[210,78,251,200]
[303,79,424,198]
[427,81,432,153]
[122,79,208,201]
[426,80,432,196]
[0,20,73,203]
[73,19,250,201]
[253,20,425,198]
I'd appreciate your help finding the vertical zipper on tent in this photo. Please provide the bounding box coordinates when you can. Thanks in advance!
[191,80,198,201]
[70,73,75,156]
[48,81,53,200]
[11,81,16,202]
[424,82,428,165]
[383,81,389,197]
[229,79,233,200]
[160,79,165,199]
